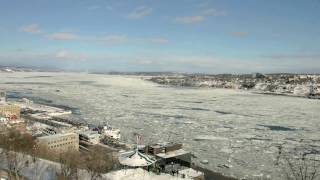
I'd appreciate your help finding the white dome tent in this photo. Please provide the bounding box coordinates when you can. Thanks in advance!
[119,150,155,167]
[118,134,156,167]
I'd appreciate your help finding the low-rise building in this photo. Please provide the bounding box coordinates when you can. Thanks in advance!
[143,142,203,179]
[0,92,6,104]
[146,142,192,168]
[37,132,79,153]
[79,130,100,144]
[0,104,21,119]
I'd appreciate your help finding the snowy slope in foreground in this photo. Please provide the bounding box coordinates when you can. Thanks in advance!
[104,168,189,180]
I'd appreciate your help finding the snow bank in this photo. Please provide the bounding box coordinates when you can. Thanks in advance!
[104,168,189,180]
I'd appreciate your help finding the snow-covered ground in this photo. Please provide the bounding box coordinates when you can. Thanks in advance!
[104,168,189,180]
[0,149,186,180]
[1,72,320,179]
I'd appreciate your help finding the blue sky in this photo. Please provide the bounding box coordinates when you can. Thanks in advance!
[0,0,319,73]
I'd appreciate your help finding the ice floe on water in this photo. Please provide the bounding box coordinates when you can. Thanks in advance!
[1,72,320,180]
[194,135,229,141]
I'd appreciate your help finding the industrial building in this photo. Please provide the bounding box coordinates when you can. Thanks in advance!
[37,132,79,153]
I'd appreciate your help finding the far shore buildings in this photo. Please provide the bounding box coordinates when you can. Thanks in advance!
[37,132,79,153]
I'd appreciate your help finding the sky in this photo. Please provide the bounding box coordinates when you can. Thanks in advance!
[0,0,320,73]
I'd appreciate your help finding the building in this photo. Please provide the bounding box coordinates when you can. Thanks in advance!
[252,73,265,79]
[79,130,100,144]
[146,142,192,168]
[0,92,6,104]
[143,142,202,178]
[178,168,205,180]
[0,104,21,119]
[37,133,79,153]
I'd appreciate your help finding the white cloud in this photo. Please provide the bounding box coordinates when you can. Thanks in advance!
[2,51,320,73]
[128,6,153,19]
[19,24,43,34]
[88,5,100,11]
[198,2,210,8]
[106,5,113,11]
[149,38,170,44]
[19,24,80,41]
[261,54,320,59]
[47,33,79,40]
[101,35,128,44]
[55,51,68,59]
[174,7,226,25]
[175,16,205,24]
[129,55,285,73]
[131,56,228,68]
[55,50,88,61]
[202,8,227,16]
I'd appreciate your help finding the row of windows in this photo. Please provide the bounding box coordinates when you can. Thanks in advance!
[49,145,76,150]
[48,141,75,149]
[47,137,77,145]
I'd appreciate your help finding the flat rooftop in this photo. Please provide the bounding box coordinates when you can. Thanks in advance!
[179,168,204,178]
[37,132,77,140]
[155,149,190,159]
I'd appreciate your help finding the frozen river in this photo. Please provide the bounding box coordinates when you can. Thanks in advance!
[1,72,319,179]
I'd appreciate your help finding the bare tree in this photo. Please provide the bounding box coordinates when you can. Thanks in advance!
[57,150,81,180]
[83,145,114,180]
[0,128,36,179]
[278,146,320,180]
[0,129,118,180]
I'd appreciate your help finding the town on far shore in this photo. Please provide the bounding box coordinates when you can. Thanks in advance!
[147,73,320,99]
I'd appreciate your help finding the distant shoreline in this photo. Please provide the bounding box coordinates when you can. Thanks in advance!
[249,91,320,100]
[146,80,320,100]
